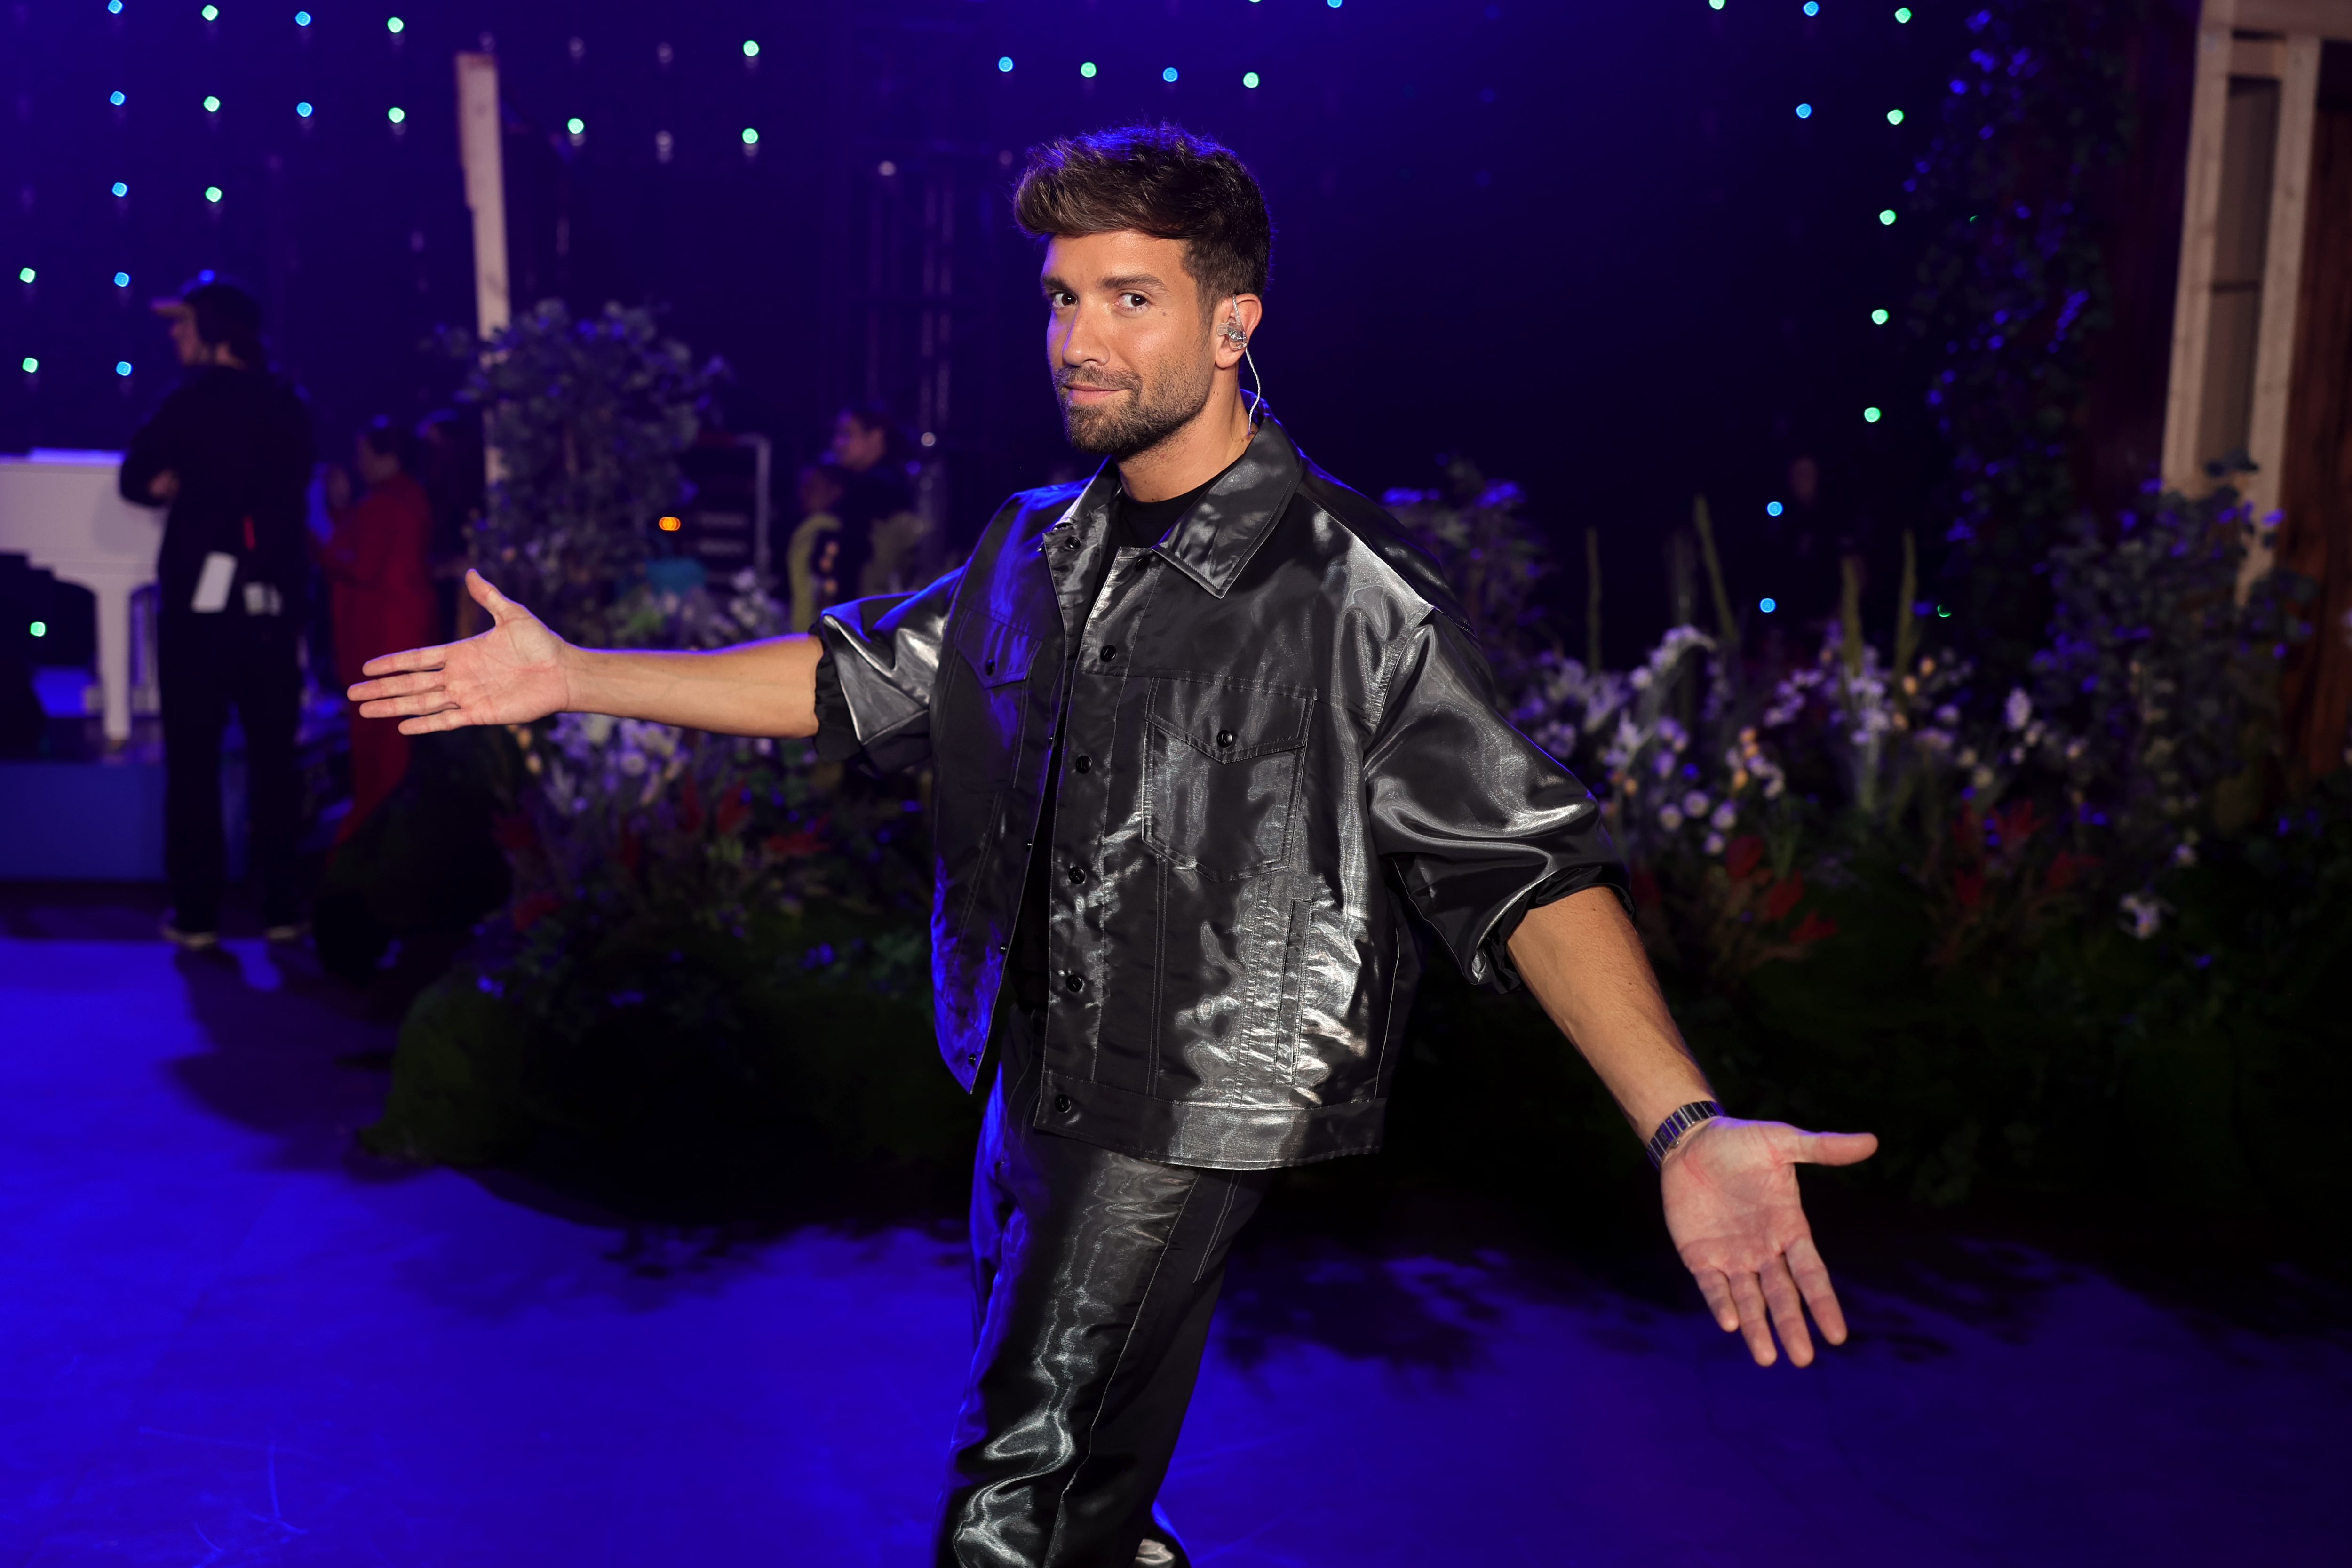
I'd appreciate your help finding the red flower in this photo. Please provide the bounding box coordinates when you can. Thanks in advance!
[1952,807,1982,851]
[1952,868,1985,909]
[511,891,561,931]
[1791,911,1838,945]
[766,828,825,859]
[714,787,751,837]
[1995,798,2041,846]
[491,812,538,852]
[1762,873,1805,923]
[1725,835,1765,881]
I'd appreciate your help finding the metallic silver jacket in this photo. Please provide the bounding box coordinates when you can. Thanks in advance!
[817,419,1624,1170]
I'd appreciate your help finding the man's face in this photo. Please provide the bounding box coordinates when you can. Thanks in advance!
[829,414,888,473]
[166,313,207,366]
[1041,231,1218,460]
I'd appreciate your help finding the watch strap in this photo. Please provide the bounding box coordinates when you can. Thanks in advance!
[1645,1099,1723,1169]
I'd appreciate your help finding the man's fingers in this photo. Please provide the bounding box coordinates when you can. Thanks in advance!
[357,688,457,720]
[1692,1267,1739,1333]
[1785,1235,1850,1346]
[1785,1129,1880,1167]
[358,645,453,680]
[1728,1272,1777,1366]
[348,669,452,704]
[397,708,476,736]
[1760,1253,1816,1367]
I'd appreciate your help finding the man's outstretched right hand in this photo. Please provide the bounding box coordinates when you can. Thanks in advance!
[350,569,571,736]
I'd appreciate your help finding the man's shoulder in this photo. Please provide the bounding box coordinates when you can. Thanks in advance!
[1290,462,1466,624]
[990,478,1090,533]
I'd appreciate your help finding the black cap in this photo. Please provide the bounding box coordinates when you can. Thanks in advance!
[150,271,262,336]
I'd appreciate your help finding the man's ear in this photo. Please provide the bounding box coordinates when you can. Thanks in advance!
[1216,294,1265,368]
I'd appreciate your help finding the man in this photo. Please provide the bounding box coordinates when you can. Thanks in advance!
[120,275,315,947]
[353,127,1875,1567]
[826,402,931,596]
[317,417,435,838]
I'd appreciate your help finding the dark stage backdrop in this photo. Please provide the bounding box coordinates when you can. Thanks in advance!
[1,0,1977,658]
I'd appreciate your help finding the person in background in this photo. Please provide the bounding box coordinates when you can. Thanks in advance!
[414,408,485,643]
[119,274,314,949]
[826,403,931,596]
[316,417,435,840]
[785,462,848,634]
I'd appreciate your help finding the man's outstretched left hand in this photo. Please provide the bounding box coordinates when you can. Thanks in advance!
[1660,1118,1877,1367]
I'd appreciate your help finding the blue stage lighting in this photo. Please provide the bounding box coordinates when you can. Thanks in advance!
[386,16,403,34]
[1936,603,1950,617]
[114,272,130,287]
[111,181,128,197]
[389,106,406,124]
[1080,61,1097,78]
[205,185,222,203]
[1863,406,1883,423]
[741,128,759,146]
[202,4,218,18]
[566,117,584,134]
[1796,103,1813,119]
[1759,598,1778,613]
[115,361,132,376]
[16,268,30,284]
[1243,71,1260,88]
[1878,208,1897,225]
[111,90,126,106]
[742,40,759,58]
[29,621,45,637]
[295,9,310,24]
[107,0,121,12]
[1709,0,1725,9]
[1872,308,1889,324]
[998,56,1014,72]
[1327,0,1343,8]
[1765,501,1783,517]
[19,358,36,374]
[1803,1,1818,13]
[203,95,220,112]
[1164,66,1180,82]
[1896,5,1913,18]
[1887,108,1905,124]
[296,101,312,117]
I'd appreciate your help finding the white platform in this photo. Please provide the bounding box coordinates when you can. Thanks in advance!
[0,450,162,744]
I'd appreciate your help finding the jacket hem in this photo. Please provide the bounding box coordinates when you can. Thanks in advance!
[1034,1069,1388,1170]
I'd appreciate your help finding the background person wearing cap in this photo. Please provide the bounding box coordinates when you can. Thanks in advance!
[119,275,316,948]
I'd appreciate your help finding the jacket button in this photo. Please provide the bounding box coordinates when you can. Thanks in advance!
[1074,754,1091,773]
[1067,865,1087,884]
[984,658,995,675]
[1064,973,1084,993]
[1053,1093,1072,1114]
[1216,729,1235,747]
[1101,645,1119,661]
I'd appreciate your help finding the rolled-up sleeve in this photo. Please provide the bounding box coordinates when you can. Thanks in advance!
[812,565,962,775]
[1364,612,1629,990]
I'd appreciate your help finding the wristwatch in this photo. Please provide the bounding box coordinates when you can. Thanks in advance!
[1645,1099,1723,1169]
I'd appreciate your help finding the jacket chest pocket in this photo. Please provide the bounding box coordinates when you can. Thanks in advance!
[947,612,1043,779]
[1142,677,1311,881]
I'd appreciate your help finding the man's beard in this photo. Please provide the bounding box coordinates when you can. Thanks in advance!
[1056,354,1215,458]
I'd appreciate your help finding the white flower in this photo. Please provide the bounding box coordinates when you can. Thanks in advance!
[1710,802,1738,831]
[1935,704,1960,726]
[2119,891,2165,940]
[1682,791,1710,817]
[582,712,616,746]
[1957,747,1979,768]
[2004,688,2033,731]
[1970,766,1994,790]
[2171,842,2197,868]
[618,751,648,777]
[1704,832,1726,855]
[1658,805,1686,831]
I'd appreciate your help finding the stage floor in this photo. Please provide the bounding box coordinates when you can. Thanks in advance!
[2,910,2344,1566]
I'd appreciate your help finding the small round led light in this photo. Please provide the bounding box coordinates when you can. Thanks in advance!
[29,621,46,637]
[742,40,759,57]
[1887,108,1905,125]
[111,90,126,107]
[20,358,36,373]
[1878,208,1897,225]
[389,106,406,124]
[114,271,130,287]
[1162,66,1178,82]
[1080,61,1097,78]
[116,361,133,376]
[566,117,584,134]
[1759,597,1778,614]
[203,95,221,112]
[107,0,122,13]
[205,185,222,203]
[201,4,218,19]
[1243,71,1260,88]
[997,56,1014,72]
[1796,103,1813,119]
[296,101,313,118]
[386,16,403,34]
[1896,5,1913,19]
[16,268,31,284]
[1765,501,1784,517]
[112,181,129,197]
[1863,406,1883,423]
[1803,1,1819,13]
[657,516,683,533]
[741,127,758,146]
[295,9,310,24]
[1871,308,1890,324]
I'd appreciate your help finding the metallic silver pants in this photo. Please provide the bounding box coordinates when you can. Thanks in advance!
[935,1013,1270,1568]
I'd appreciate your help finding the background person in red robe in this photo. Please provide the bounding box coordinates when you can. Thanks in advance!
[317,418,435,840]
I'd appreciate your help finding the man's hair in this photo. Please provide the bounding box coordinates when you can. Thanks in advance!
[183,279,266,367]
[1013,125,1272,306]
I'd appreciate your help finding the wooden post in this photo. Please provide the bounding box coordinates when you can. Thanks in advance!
[455,52,510,344]
[2160,0,2240,495]
[2240,33,2323,589]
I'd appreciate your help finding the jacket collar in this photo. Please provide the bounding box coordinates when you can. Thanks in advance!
[1063,416,1306,602]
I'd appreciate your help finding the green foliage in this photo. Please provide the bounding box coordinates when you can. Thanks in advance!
[441,300,722,644]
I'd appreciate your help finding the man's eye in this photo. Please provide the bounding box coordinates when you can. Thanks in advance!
[1120,293,1148,309]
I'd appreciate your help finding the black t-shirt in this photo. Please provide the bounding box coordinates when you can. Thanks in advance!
[1006,465,1231,1019]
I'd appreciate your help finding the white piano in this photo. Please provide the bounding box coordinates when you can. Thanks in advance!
[0,450,162,744]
